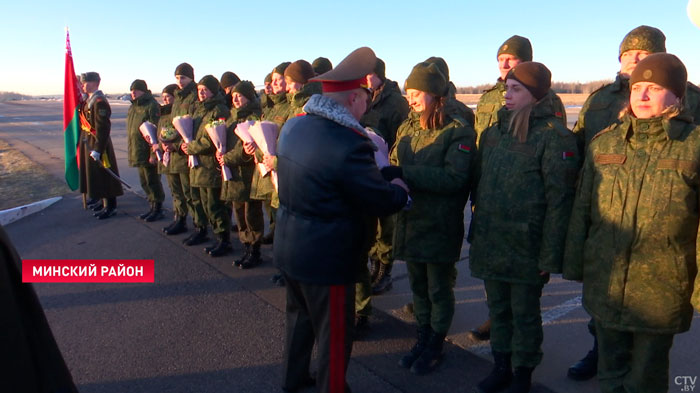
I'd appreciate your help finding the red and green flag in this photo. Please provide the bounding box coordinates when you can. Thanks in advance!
[63,28,80,191]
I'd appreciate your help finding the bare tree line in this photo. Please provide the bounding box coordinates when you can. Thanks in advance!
[456,80,615,95]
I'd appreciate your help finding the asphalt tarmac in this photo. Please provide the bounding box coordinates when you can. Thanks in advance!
[1,100,698,393]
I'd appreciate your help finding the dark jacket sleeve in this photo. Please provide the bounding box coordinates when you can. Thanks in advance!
[563,147,595,281]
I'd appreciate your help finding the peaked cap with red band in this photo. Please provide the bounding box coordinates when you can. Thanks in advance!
[310,47,376,93]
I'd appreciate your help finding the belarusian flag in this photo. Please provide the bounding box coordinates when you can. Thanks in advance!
[63,28,80,191]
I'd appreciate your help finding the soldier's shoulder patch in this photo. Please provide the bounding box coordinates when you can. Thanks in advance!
[562,151,576,161]
[457,144,472,153]
[594,153,626,165]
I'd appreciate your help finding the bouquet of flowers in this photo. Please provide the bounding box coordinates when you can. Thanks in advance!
[139,121,162,162]
[204,118,232,181]
[365,128,389,169]
[172,115,198,167]
[248,121,279,191]
[158,124,179,167]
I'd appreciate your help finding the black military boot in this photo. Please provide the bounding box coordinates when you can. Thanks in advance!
[477,351,513,393]
[92,200,105,214]
[398,325,432,369]
[165,216,187,235]
[233,244,251,267]
[470,318,492,341]
[139,203,154,220]
[183,226,209,246]
[567,336,598,381]
[371,263,393,295]
[208,232,232,257]
[369,259,381,283]
[261,232,274,245]
[86,198,100,208]
[96,198,117,220]
[145,202,164,222]
[240,244,262,269]
[505,367,533,393]
[409,331,446,375]
[163,215,177,233]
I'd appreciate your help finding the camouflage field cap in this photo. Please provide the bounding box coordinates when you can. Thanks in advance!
[497,35,533,62]
[311,57,333,75]
[197,75,221,95]
[220,72,241,89]
[311,47,376,93]
[619,25,666,59]
[630,53,686,98]
[80,72,100,83]
[405,62,447,97]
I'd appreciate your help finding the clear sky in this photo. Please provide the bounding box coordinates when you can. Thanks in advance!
[2,0,699,95]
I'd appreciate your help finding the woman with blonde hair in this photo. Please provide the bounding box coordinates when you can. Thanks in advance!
[469,62,580,393]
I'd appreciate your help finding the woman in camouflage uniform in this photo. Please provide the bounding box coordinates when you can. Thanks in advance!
[469,62,580,393]
[385,62,476,375]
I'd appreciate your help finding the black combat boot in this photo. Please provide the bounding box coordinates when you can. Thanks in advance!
[145,202,164,222]
[92,200,105,214]
[96,198,117,220]
[505,367,533,393]
[409,331,446,375]
[470,318,492,341]
[139,202,154,220]
[240,244,262,269]
[371,263,393,295]
[567,336,597,380]
[477,351,513,393]
[166,216,187,235]
[183,226,209,246]
[208,232,232,257]
[86,198,100,208]
[233,244,251,267]
[369,259,381,283]
[261,232,274,245]
[398,325,432,369]
[163,215,177,233]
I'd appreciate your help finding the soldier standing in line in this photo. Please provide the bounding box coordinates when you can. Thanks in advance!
[126,79,164,222]
[260,72,274,112]
[159,84,190,235]
[78,72,123,219]
[564,53,700,393]
[172,63,210,246]
[220,71,241,109]
[311,56,333,75]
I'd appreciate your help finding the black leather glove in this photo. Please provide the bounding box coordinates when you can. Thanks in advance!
[380,165,403,181]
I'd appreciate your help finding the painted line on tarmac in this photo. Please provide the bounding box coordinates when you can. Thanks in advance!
[0,196,62,226]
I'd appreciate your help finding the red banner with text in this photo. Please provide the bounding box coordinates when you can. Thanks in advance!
[22,259,155,283]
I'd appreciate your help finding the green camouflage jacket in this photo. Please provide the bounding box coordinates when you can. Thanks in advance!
[360,79,410,149]
[221,101,261,202]
[126,92,160,167]
[469,103,580,285]
[186,93,230,188]
[158,103,188,174]
[287,82,322,120]
[564,112,700,333]
[446,82,475,129]
[262,92,291,128]
[574,75,700,152]
[390,111,476,264]
[475,79,566,141]
[171,81,199,117]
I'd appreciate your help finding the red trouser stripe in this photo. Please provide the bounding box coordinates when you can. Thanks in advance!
[329,285,346,393]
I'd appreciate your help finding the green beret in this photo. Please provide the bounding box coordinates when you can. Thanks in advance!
[130,79,148,92]
[174,62,194,79]
[272,62,291,76]
[232,80,258,103]
[619,25,666,59]
[284,60,315,84]
[630,53,686,99]
[220,71,241,89]
[497,35,533,62]
[312,57,333,75]
[506,61,551,101]
[198,75,221,95]
[162,84,179,96]
[405,62,447,97]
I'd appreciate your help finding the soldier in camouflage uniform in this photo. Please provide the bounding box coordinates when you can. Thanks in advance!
[474,35,566,142]
[566,25,700,381]
[564,53,700,393]
[219,81,264,269]
[126,79,164,222]
[220,71,241,109]
[260,72,273,112]
[470,62,580,393]
[284,60,322,120]
[158,84,190,235]
[181,75,231,257]
[387,62,476,375]
[172,63,210,246]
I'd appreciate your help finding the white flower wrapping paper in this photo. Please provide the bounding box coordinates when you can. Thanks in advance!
[204,122,232,181]
[365,128,389,169]
[139,122,163,162]
[248,121,279,191]
[172,115,198,167]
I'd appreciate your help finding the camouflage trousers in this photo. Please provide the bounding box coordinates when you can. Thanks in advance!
[199,187,230,235]
[484,280,544,368]
[165,173,188,217]
[233,200,263,246]
[186,185,208,228]
[407,262,456,335]
[137,164,164,203]
[368,214,394,266]
[355,261,372,317]
[595,320,674,393]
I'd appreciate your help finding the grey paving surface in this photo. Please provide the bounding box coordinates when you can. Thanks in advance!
[2,100,699,393]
